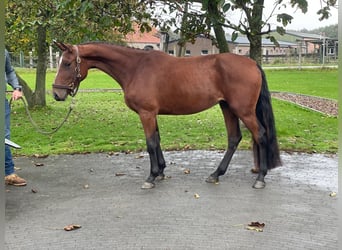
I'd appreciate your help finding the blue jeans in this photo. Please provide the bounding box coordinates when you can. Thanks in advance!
[5,99,14,176]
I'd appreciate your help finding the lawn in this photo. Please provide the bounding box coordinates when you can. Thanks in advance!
[10,68,338,156]
[265,68,337,99]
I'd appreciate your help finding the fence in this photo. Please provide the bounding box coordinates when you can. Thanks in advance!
[263,52,338,65]
[9,48,338,69]
[9,47,60,69]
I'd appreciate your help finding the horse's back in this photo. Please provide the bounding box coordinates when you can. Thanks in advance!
[128,52,260,115]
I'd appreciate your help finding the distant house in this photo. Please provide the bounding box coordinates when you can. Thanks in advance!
[124,24,161,50]
[167,35,219,57]
[226,35,297,60]
[123,25,337,63]
[283,30,337,58]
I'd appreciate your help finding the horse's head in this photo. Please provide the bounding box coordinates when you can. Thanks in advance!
[52,41,87,101]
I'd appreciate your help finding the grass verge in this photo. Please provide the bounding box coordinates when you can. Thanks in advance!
[10,68,337,156]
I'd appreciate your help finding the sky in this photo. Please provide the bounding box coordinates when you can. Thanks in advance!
[158,1,338,32]
[259,1,338,30]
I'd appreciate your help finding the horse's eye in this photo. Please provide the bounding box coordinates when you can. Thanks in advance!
[64,62,71,67]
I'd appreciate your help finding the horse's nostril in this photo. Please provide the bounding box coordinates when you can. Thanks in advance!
[53,92,62,101]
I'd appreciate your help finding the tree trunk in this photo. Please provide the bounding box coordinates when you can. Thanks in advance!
[247,0,264,64]
[248,34,262,64]
[177,2,189,57]
[207,1,229,53]
[32,24,47,107]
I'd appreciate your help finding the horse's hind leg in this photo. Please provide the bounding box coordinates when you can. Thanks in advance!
[251,141,260,173]
[155,125,167,180]
[206,102,241,183]
[241,117,268,189]
[253,125,268,189]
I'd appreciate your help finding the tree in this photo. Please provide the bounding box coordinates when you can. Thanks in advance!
[152,0,337,63]
[222,0,337,64]
[6,0,338,107]
[206,0,230,53]
[6,0,153,107]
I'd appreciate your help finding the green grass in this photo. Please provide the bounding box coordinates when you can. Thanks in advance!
[265,68,338,99]
[10,68,338,156]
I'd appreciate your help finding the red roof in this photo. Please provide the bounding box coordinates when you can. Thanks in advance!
[125,24,160,44]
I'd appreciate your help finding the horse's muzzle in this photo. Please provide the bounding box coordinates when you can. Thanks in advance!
[53,92,65,101]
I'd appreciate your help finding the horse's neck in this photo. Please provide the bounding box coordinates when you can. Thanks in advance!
[81,44,140,89]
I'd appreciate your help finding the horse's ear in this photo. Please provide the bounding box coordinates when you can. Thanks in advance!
[53,40,72,53]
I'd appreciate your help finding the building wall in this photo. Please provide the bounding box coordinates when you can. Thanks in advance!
[127,42,160,50]
[229,44,293,57]
[167,37,219,57]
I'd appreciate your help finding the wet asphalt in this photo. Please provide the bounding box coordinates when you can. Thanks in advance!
[5,150,338,250]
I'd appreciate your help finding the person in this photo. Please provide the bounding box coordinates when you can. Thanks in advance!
[4,49,26,186]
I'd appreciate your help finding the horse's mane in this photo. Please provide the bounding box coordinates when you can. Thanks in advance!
[79,41,153,52]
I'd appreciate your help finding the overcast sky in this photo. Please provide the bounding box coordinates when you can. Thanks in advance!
[261,1,338,30]
[225,1,338,31]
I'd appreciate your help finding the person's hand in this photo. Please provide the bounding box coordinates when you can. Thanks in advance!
[12,89,23,101]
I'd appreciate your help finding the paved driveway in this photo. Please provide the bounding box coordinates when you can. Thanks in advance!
[5,150,338,250]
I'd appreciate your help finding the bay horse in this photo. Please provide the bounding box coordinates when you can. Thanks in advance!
[52,41,281,189]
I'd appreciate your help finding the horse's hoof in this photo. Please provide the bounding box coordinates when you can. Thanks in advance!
[253,180,266,189]
[251,167,259,174]
[206,175,219,184]
[141,182,155,189]
[156,174,165,181]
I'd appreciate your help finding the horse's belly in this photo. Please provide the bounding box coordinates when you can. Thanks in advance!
[158,93,221,115]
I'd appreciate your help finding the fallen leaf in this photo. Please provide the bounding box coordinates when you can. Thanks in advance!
[64,224,82,231]
[31,188,38,193]
[194,193,200,199]
[33,154,49,158]
[83,184,89,189]
[135,155,144,159]
[108,152,120,156]
[183,169,191,174]
[115,172,126,176]
[34,162,44,167]
[329,192,337,197]
[246,222,265,232]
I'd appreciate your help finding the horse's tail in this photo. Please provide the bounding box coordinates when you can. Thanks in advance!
[256,64,281,169]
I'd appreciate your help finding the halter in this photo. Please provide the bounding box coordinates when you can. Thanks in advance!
[52,45,82,97]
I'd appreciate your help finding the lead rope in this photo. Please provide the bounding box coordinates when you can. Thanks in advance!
[10,95,75,135]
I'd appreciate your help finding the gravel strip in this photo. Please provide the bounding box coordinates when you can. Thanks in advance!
[271,92,338,117]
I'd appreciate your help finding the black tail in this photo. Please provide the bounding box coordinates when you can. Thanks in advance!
[256,65,281,169]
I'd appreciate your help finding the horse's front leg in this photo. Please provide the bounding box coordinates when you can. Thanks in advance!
[139,113,164,189]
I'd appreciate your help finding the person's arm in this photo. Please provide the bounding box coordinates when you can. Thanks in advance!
[5,49,22,100]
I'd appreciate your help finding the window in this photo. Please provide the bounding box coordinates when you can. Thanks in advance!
[185,50,191,56]
[328,47,335,55]
[201,50,209,55]
[168,50,174,55]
